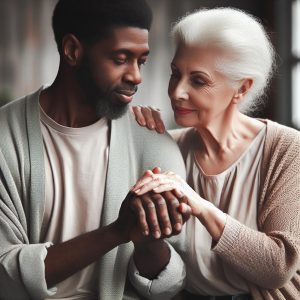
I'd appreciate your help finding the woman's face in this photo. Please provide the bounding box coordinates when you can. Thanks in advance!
[168,44,237,129]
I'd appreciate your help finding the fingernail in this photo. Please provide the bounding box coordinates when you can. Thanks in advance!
[135,189,140,194]
[175,223,182,231]
[154,231,161,239]
[165,228,171,235]
[143,230,149,236]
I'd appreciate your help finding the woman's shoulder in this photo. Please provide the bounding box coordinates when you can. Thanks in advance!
[265,120,300,154]
[261,120,300,193]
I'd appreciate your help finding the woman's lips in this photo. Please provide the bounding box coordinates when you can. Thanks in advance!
[174,106,196,115]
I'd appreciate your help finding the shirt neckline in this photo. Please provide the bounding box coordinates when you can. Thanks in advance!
[193,125,267,178]
[39,103,108,136]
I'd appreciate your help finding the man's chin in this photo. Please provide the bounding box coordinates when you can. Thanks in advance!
[96,101,129,120]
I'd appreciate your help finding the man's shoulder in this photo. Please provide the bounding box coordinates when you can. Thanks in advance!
[120,110,179,147]
[116,110,186,177]
[0,94,27,118]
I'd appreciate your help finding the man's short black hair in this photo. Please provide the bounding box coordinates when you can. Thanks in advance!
[52,0,152,54]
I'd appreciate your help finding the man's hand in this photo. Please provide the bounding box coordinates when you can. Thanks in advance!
[113,189,191,244]
[130,191,191,240]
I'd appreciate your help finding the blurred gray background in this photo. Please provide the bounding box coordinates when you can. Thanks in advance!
[0,0,299,129]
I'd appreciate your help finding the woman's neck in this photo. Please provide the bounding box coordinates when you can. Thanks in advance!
[196,112,264,169]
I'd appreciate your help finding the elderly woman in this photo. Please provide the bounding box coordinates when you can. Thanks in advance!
[129,7,300,300]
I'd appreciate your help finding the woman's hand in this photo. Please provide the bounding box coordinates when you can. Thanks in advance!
[132,169,203,216]
[130,105,166,133]
[132,169,227,242]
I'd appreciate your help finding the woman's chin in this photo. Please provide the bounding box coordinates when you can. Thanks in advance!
[175,116,195,128]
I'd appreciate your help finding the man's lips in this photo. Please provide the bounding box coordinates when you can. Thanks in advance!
[114,89,136,103]
[173,106,197,115]
[116,89,136,97]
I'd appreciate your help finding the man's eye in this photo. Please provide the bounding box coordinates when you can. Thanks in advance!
[138,60,147,66]
[114,58,128,65]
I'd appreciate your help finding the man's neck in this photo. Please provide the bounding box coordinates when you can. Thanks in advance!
[39,69,101,128]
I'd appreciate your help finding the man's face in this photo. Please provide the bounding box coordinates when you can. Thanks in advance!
[76,27,149,120]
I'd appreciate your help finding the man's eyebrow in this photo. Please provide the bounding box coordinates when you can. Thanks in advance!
[112,49,150,56]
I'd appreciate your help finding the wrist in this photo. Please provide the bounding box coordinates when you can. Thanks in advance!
[107,221,129,245]
[197,202,226,242]
[134,238,166,253]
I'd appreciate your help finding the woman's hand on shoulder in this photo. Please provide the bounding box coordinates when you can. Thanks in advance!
[130,105,166,134]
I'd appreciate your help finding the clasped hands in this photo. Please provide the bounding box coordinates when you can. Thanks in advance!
[115,167,196,244]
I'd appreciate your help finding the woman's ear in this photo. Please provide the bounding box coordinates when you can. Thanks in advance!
[232,79,253,103]
[61,34,83,66]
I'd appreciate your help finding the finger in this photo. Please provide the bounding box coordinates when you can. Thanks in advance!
[152,109,166,133]
[152,183,177,194]
[131,170,154,191]
[151,193,172,236]
[131,106,147,126]
[152,167,161,174]
[136,178,175,195]
[141,194,161,239]
[163,191,183,233]
[172,188,184,198]
[179,203,192,223]
[140,106,156,130]
[130,197,149,236]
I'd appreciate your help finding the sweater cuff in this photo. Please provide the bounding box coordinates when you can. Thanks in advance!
[128,242,186,299]
[212,214,242,254]
[19,242,57,299]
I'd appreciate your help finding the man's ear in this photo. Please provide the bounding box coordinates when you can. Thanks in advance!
[232,78,253,103]
[61,34,83,66]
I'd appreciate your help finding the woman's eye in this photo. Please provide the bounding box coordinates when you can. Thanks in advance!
[192,78,206,86]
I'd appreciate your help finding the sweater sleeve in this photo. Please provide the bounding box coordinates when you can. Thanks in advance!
[128,241,186,299]
[0,153,57,300]
[212,126,300,290]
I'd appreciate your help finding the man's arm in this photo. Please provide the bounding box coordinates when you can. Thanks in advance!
[45,189,187,288]
[45,222,124,287]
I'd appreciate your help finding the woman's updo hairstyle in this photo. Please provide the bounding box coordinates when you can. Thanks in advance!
[172,7,276,113]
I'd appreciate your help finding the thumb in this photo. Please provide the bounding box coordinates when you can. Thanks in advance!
[179,203,192,223]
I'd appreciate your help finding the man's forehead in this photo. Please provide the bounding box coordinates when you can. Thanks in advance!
[104,27,149,50]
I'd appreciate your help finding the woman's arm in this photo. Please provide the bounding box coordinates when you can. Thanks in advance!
[132,170,300,289]
[132,172,226,242]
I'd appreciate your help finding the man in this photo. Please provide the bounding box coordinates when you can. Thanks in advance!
[0,0,187,299]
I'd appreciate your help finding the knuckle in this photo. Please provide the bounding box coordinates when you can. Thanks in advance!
[146,201,155,209]
[152,193,164,201]
[161,214,170,223]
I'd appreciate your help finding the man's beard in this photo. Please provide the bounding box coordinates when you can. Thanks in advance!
[76,56,136,120]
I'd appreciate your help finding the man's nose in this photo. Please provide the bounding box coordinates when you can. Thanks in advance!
[124,63,142,85]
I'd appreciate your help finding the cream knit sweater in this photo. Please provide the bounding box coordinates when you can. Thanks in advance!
[164,120,299,300]
[206,120,300,299]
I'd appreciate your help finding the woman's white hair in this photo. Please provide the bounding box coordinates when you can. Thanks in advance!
[172,7,276,113]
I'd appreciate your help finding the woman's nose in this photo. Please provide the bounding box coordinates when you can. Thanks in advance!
[168,80,189,101]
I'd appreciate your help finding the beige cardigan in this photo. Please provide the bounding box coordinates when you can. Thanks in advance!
[173,120,300,300]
